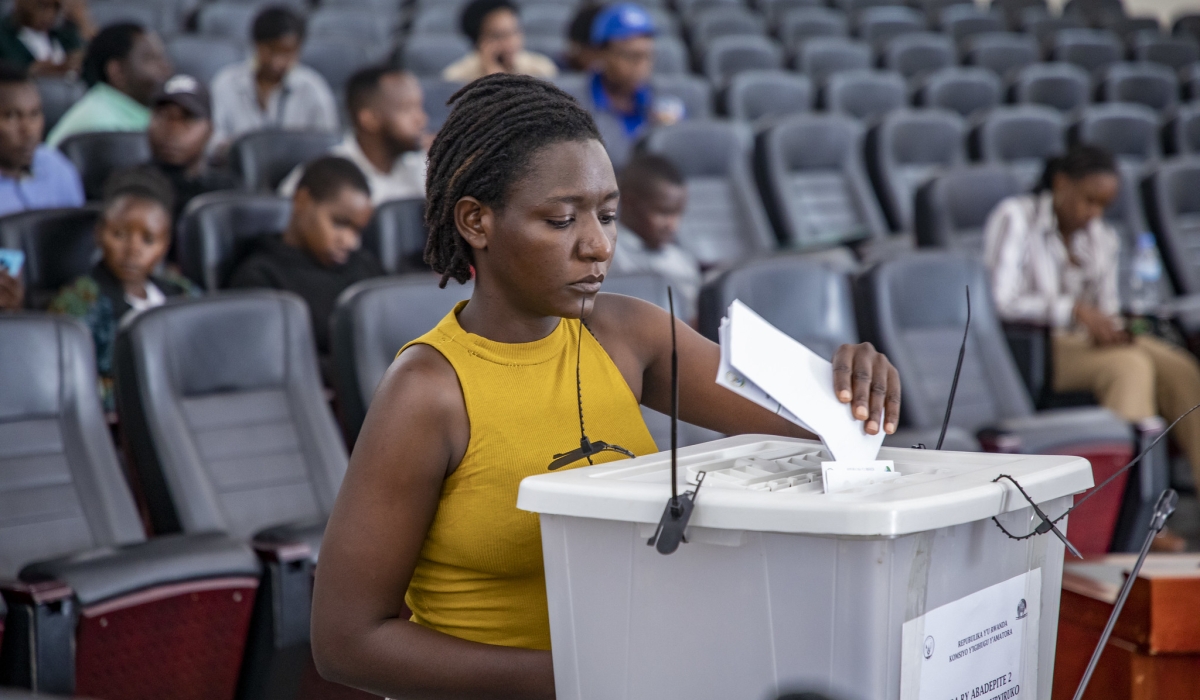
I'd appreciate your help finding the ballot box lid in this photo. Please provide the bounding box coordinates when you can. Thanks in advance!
[517,435,1093,537]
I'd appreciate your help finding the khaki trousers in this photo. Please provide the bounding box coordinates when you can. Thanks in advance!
[1054,332,1200,485]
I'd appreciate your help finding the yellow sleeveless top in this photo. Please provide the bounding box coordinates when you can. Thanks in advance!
[399,301,656,650]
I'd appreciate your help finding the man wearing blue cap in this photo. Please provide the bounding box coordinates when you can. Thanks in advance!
[587,2,683,169]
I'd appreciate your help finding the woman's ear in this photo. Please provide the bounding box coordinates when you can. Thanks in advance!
[454,196,492,252]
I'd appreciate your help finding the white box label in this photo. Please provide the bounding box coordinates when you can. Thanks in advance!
[901,569,1041,700]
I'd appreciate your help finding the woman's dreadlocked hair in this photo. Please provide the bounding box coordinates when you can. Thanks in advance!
[423,73,602,287]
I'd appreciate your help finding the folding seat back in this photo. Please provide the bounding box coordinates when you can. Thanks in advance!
[914,66,1002,118]
[651,73,714,119]
[420,78,463,132]
[166,36,247,86]
[197,2,259,39]
[401,34,472,77]
[793,36,871,83]
[57,131,152,201]
[1101,16,1161,41]
[912,0,972,24]
[779,7,849,49]
[834,0,908,18]
[331,276,473,442]
[913,164,1023,251]
[758,113,888,247]
[301,36,389,96]
[866,108,966,232]
[962,31,1039,79]
[1024,13,1086,44]
[644,120,776,266]
[1049,28,1124,73]
[229,129,341,192]
[676,0,742,19]
[1062,0,1125,27]
[0,315,260,700]
[880,32,955,80]
[1098,61,1179,111]
[522,3,573,37]
[723,70,812,122]
[308,8,394,44]
[0,207,100,309]
[1070,103,1161,167]
[362,197,427,274]
[822,68,907,121]
[411,6,457,33]
[34,77,85,134]
[992,0,1048,30]
[1132,34,1200,70]
[1184,63,1200,101]
[644,7,682,37]
[939,5,1004,44]
[115,291,348,539]
[762,0,828,28]
[1165,103,1200,155]
[854,6,924,48]
[88,0,173,36]
[1144,156,1200,295]
[177,192,292,290]
[1176,14,1200,42]
[703,35,784,84]
[1012,62,1092,112]
[690,7,767,53]
[654,34,689,74]
[971,104,1065,188]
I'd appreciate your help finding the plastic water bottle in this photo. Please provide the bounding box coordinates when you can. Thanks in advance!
[1128,232,1163,318]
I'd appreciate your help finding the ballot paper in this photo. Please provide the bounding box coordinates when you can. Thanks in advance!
[716,300,888,484]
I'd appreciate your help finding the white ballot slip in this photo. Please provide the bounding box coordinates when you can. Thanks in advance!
[715,300,890,492]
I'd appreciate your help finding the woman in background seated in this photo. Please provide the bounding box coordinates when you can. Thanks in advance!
[983,144,1200,550]
[50,168,197,412]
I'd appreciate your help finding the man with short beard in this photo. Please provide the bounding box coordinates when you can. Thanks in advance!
[0,62,83,216]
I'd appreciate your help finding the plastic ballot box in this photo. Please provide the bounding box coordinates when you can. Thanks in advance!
[517,435,1093,700]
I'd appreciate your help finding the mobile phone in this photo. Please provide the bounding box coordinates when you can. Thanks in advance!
[0,248,23,277]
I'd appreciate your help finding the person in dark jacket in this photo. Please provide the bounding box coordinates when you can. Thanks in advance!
[0,0,87,76]
[50,167,198,412]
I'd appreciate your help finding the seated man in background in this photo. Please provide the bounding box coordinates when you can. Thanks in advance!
[0,0,87,76]
[442,0,556,82]
[210,5,339,158]
[47,22,171,146]
[564,2,605,72]
[279,65,426,204]
[586,3,682,170]
[984,143,1200,550]
[609,152,699,322]
[229,156,382,372]
[142,73,236,222]
[50,168,197,412]
[0,62,83,216]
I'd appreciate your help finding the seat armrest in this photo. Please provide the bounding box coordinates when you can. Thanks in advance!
[18,532,261,607]
[253,517,326,562]
[0,580,76,694]
[980,407,1133,455]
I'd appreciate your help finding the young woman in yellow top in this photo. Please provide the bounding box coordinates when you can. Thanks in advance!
[312,74,902,699]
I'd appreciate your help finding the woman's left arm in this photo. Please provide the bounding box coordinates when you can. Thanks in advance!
[594,294,901,438]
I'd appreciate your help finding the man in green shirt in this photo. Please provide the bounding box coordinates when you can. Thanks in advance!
[47,22,171,147]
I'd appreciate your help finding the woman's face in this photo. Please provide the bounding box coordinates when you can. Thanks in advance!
[467,138,619,319]
[1052,170,1120,236]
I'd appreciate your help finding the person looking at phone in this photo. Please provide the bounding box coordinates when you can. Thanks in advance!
[0,61,83,217]
[442,0,557,83]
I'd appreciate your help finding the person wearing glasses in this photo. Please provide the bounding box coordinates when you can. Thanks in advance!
[310,74,902,699]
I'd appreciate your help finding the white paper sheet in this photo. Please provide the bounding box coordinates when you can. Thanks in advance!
[715,300,885,463]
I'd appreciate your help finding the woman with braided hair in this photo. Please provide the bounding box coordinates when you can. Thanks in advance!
[312,73,902,698]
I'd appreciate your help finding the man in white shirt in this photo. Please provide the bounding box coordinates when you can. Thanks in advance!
[209,6,338,158]
[279,66,427,204]
[608,152,700,323]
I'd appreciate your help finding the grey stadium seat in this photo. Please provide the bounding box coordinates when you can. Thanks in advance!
[756,113,889,248]
[854,6,924,48]
[1049,28,1124,74]
[992,0,1048,29]
[411,6,458,33]
[913,164,1023,251]
[697,253,981,451]
[793,37,872,83]
[1184,63,1200,101]
[1023,13,1085,44]
[971,105,1066,188]
[821,69,907,121]
[303,37,390,96]
[652,73,714,119]
[308,8,395,44]
[762,0,828,28]
[1132,34,1200,71]
[939,5,1005,44]
[35,77,85,134]
[177,192,292,290]
[1102,16,1162,41]
[779,7,849,50]
[866,108,966,232]
[962,32,1039,79]
[856,251,1132,454]
[362,197,427,275]
[115,291,347,543]
[523,3,574,37]
[1011,62,1092,112]
[331,276,473,443]
[644,120,776,267]
[197,2,259,39]
[723,70,812,122]
[166,35,247,86]
[402,34,472,77]
[1143,157,1200,295]
[525,35,566,66]
[1176,14,1200,43]
[1098,61,1180,111]
[420,78,464,132]
[913,66,1002,118]
[57,131,151,201]
[88,0,173,36]
[654,34,689,74]
[690,7,768,56]
[880,32,956,81]
[1070,103,1161,168]
[913,0,972,24]
[229,129,341,192]
[0,207,100,310]
[703,35,784,84]
[1165,103,1200,155]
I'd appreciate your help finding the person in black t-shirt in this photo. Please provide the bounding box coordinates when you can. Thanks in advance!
[228,155,383,369]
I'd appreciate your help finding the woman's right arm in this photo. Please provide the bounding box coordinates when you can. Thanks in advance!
[311,346,556,700]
